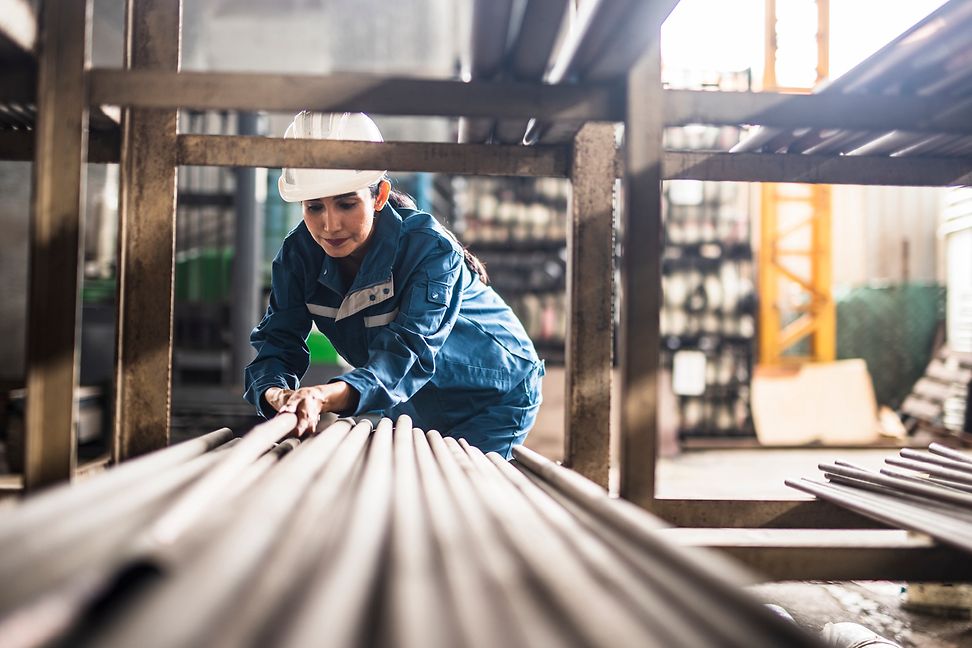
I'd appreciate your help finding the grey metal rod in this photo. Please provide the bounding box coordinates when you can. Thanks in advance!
[899,448,972,475]
[821,462,972,507]
[75,419,358,648]
[0,427,232,551]
[884,457,972,487]
[436,435,665,647]
[788,478,972,555]
[420,432,568,648]
[469,442,717,647]
[280,418,393,648]
[387,417,456,648]
[928,443,972,465]
[210,421,372,648]
[511,446,819,648]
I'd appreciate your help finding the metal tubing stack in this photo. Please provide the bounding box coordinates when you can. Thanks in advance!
[788,443,972,555]
[733,0,972,157]
[0,415,821,648]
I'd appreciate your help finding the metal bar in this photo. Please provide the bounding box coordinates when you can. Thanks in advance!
[663,528,972,582]
[662,150,972,186]
[507,444,819,646]
[898,448,972,476]
[176,134,570,177]
[664,89,972,135]
[619,42,662,507]
[282,420,395,648]
[88,68,623,121]
[884,456,972,487]
[929,442,972,465]
[113,0,181,461]
[788,478,972,555]
[23,0,91,490]
[0,129,120,163]
[230,113,261,386]
[76,418,357,648]
[437,435,659,647]
[564,123,614,486]
[822,462,972,507]
[213,420,370,648]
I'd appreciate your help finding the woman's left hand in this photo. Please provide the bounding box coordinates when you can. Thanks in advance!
[279,382,359,437]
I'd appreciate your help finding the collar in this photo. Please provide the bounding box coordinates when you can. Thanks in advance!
[316,204,403,319]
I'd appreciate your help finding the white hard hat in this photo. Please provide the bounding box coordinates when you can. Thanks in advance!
[277,112,387,202]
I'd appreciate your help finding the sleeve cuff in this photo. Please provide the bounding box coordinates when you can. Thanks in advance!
[329,370,380,417]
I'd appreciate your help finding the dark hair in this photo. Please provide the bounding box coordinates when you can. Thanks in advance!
[371,181,489,285]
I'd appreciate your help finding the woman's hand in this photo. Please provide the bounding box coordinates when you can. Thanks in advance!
[264,382,359,437]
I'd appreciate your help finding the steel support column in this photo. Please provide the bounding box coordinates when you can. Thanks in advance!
[619,43,663,507]
[23,0,91,490]
[565,123,615,487]
[231,113,262,385]
[114,0,181,460]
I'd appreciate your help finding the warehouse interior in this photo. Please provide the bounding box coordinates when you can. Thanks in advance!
[2,0,972,646]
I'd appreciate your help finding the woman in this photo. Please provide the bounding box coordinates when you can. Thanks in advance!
[244,112,544,459]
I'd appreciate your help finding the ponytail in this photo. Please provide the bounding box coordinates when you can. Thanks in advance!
[371,180,490,285]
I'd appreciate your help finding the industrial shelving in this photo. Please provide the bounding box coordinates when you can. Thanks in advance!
[3,0,972,582]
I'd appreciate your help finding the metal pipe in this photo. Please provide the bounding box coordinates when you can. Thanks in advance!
[884,457,972,487]
[0,427,232,551]
[788,478,972,554]
[930,442,972,465]
[899,448,972,476]
[821,462,972,508]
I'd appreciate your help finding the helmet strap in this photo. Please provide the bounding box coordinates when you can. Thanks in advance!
[374,179,391,212]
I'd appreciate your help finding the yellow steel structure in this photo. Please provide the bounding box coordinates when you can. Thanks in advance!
[759,0,835,365]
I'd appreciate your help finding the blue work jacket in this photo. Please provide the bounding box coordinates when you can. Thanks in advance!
[244,205,543,434]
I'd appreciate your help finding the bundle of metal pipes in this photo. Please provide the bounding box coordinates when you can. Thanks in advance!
[788,443,972,555]
[734,0,972,157]
[0,415,820,648]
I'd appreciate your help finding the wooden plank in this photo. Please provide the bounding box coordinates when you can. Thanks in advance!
[23,0,90,490]
[618,41,662,507]
[662,528,972,581]
[113,0,180,461]
[87,69,624,122]
[564,123,615,487]
[176,135,570,178]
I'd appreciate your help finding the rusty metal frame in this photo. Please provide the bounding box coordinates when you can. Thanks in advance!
[11,0,972,580]
[22,0,91,490]
[112,0,181,461]
[563,123,616,487]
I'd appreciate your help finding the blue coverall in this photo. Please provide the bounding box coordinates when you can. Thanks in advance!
[244,205,544,459]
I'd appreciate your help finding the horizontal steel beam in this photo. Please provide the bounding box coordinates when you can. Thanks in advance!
[88,69,624,121]
[661,151,972,186]
[663,528,972,582]
[0,129,120,163]
[176,135,570,177]
[650,498,887,529]
[665,89,972,135]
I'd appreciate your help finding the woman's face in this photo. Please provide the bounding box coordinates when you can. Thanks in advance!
[302,187,376,258]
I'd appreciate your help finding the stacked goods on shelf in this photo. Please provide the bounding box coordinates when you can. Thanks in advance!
[662,70,756,441]
[450,176,570,362]
[662,157,755,439]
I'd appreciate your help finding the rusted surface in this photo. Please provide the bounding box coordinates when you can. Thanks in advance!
[113,0,181,461]
[618,43,662,508]
[177,135,570,177]
[24,0,91,490]
[88,68,624,122]
[564,123,615,487]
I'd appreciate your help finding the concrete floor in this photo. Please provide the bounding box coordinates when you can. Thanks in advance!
[528,366,972,647]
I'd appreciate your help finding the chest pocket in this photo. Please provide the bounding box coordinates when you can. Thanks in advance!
[427,280,450,305]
